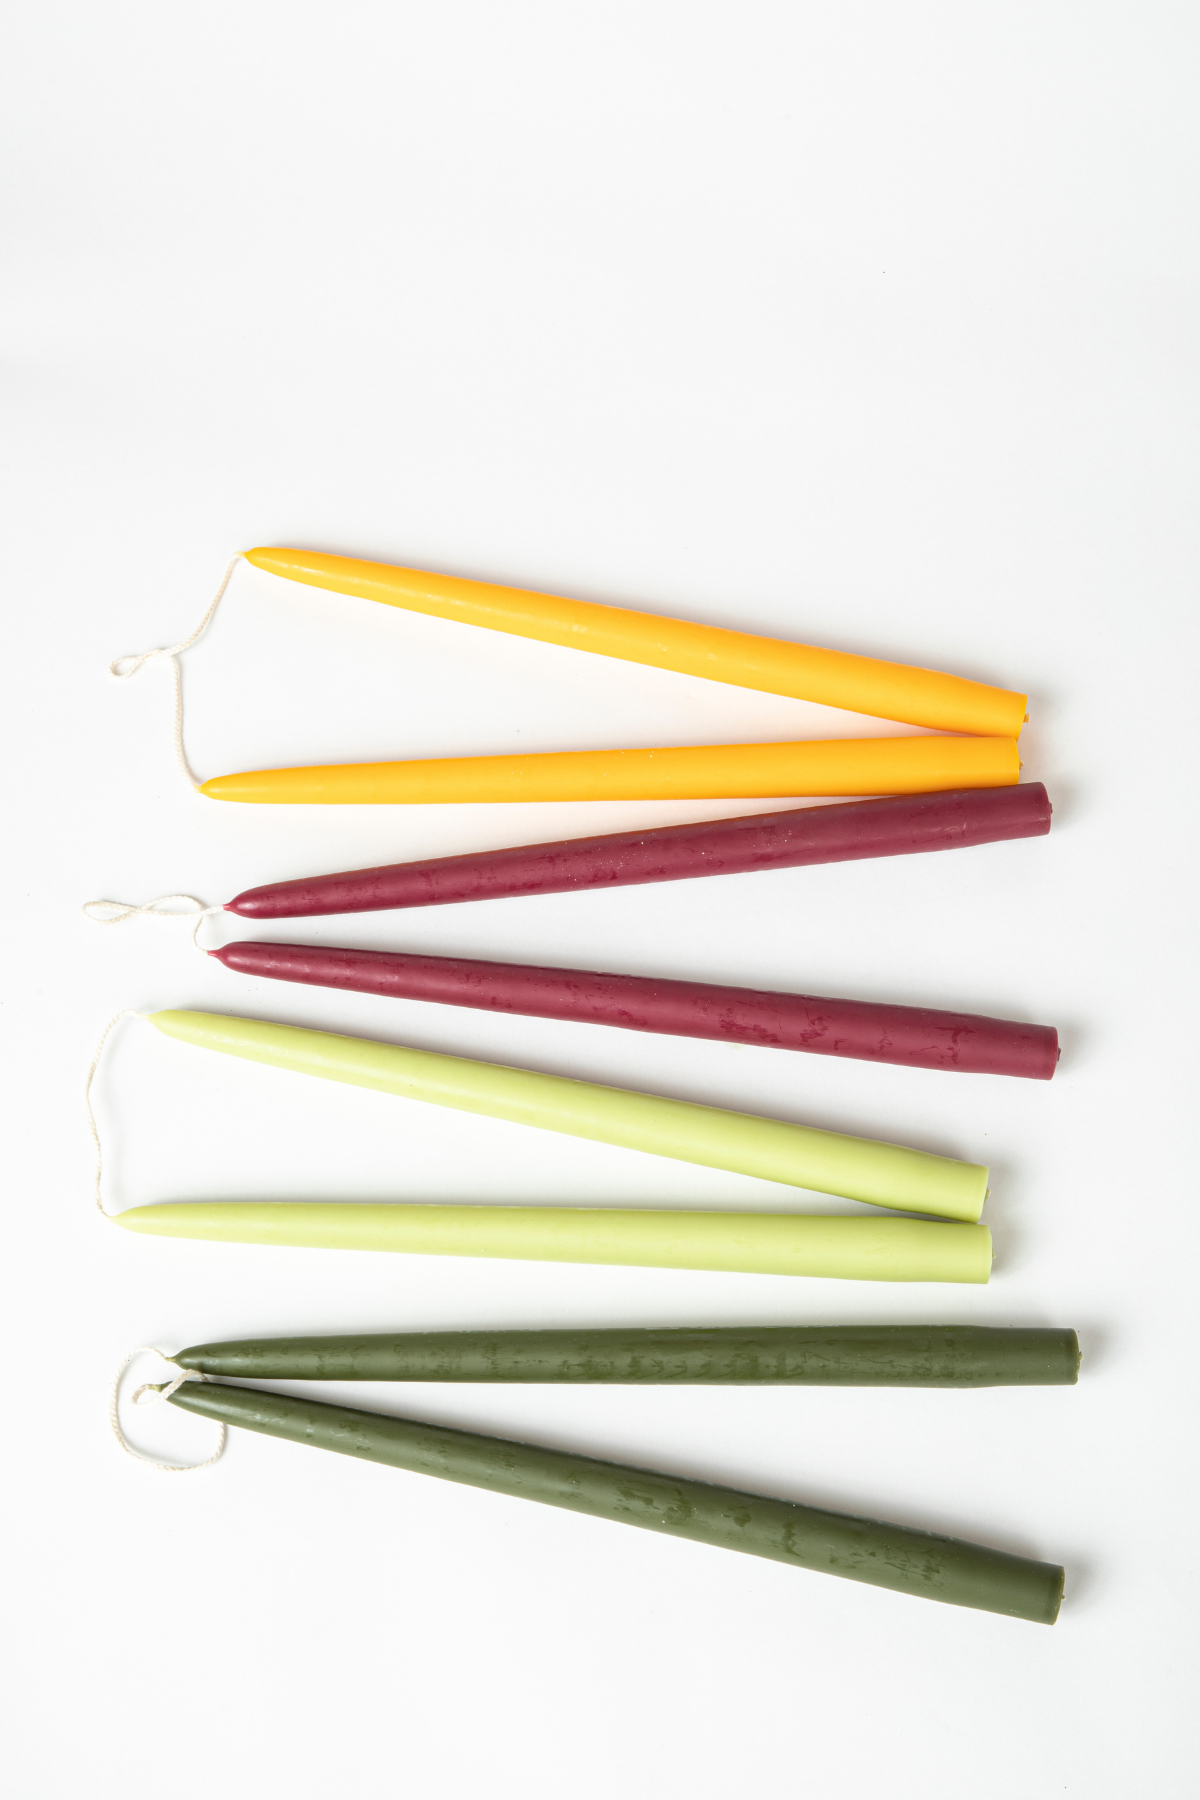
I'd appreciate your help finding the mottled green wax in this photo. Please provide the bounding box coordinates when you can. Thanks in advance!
[168,1382,1064,1622]
[175,1325,1080,1387]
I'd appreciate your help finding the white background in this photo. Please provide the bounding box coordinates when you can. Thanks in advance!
[3,5,1197,1795]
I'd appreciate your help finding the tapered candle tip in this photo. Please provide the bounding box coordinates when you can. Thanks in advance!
[200,768,314,803]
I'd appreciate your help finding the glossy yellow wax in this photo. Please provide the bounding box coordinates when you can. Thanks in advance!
[113,1202,993,1282]
[200,733,1020,805]
[146,1011,990,1220]
[246,547,1028,738]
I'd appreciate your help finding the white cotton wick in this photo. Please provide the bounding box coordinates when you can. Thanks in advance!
[109,1348,226,1473]
[108,552,242,790]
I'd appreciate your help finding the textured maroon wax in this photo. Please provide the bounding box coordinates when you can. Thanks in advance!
[226,784,1052,921]
[210,941,1060,1078]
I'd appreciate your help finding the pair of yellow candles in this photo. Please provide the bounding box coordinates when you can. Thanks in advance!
[196,548,1026,804]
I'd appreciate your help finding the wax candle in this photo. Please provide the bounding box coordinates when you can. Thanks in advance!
[113,1204,992,1280]
[166,1381,1063,1620]
[174,1324,1079,1385]
[227,783,1053,919]
[246,547,1029,738]
[200,733,1020,805]
[211,940,1060,1080]
[146,1010,990,1219]
[115,1202,993,1274]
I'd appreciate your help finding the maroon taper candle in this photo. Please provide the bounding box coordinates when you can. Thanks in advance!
[210,941,1059,1079]
[225,784,1052,922]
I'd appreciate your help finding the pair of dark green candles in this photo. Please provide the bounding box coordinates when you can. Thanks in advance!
[159,1323,1077,1624]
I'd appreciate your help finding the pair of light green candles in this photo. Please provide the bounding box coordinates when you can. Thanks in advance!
[106,548,1069,1624]
[114,1007,992,1280]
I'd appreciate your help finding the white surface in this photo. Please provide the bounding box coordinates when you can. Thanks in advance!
[3,4,1197,1795]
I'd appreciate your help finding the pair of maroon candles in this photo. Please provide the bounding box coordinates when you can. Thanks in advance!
[208,784,1059,1080]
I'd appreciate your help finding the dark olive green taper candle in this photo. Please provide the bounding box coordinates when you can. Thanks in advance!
[175,1325,1080,1387]
[167,1381,1064,1622]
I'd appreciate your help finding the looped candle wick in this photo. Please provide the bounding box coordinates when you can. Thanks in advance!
[108,553,242,790]
[83,895,221,951]
[132,1372,195,1405]
[109,1348,225,1473]
[85,1010,145,1216]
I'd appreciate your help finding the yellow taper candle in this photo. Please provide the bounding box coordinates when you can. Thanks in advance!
[113,1201,993,1281]
[145,1011,989,1221]
[200,733,1019,805]
[246,548,1028,738]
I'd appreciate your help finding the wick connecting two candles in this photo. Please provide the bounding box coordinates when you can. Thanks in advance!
[108,553,242,790]
[83,1007,994,1280]
[107,1330,1074,1623]
[82,876,1060,1082]
[109,548,1027,803]
[108,1347,224,1473]
[84,894,221,948]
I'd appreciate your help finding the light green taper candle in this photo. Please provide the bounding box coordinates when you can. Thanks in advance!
[113,1201,992,1280]
[143,1010,989,1220]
